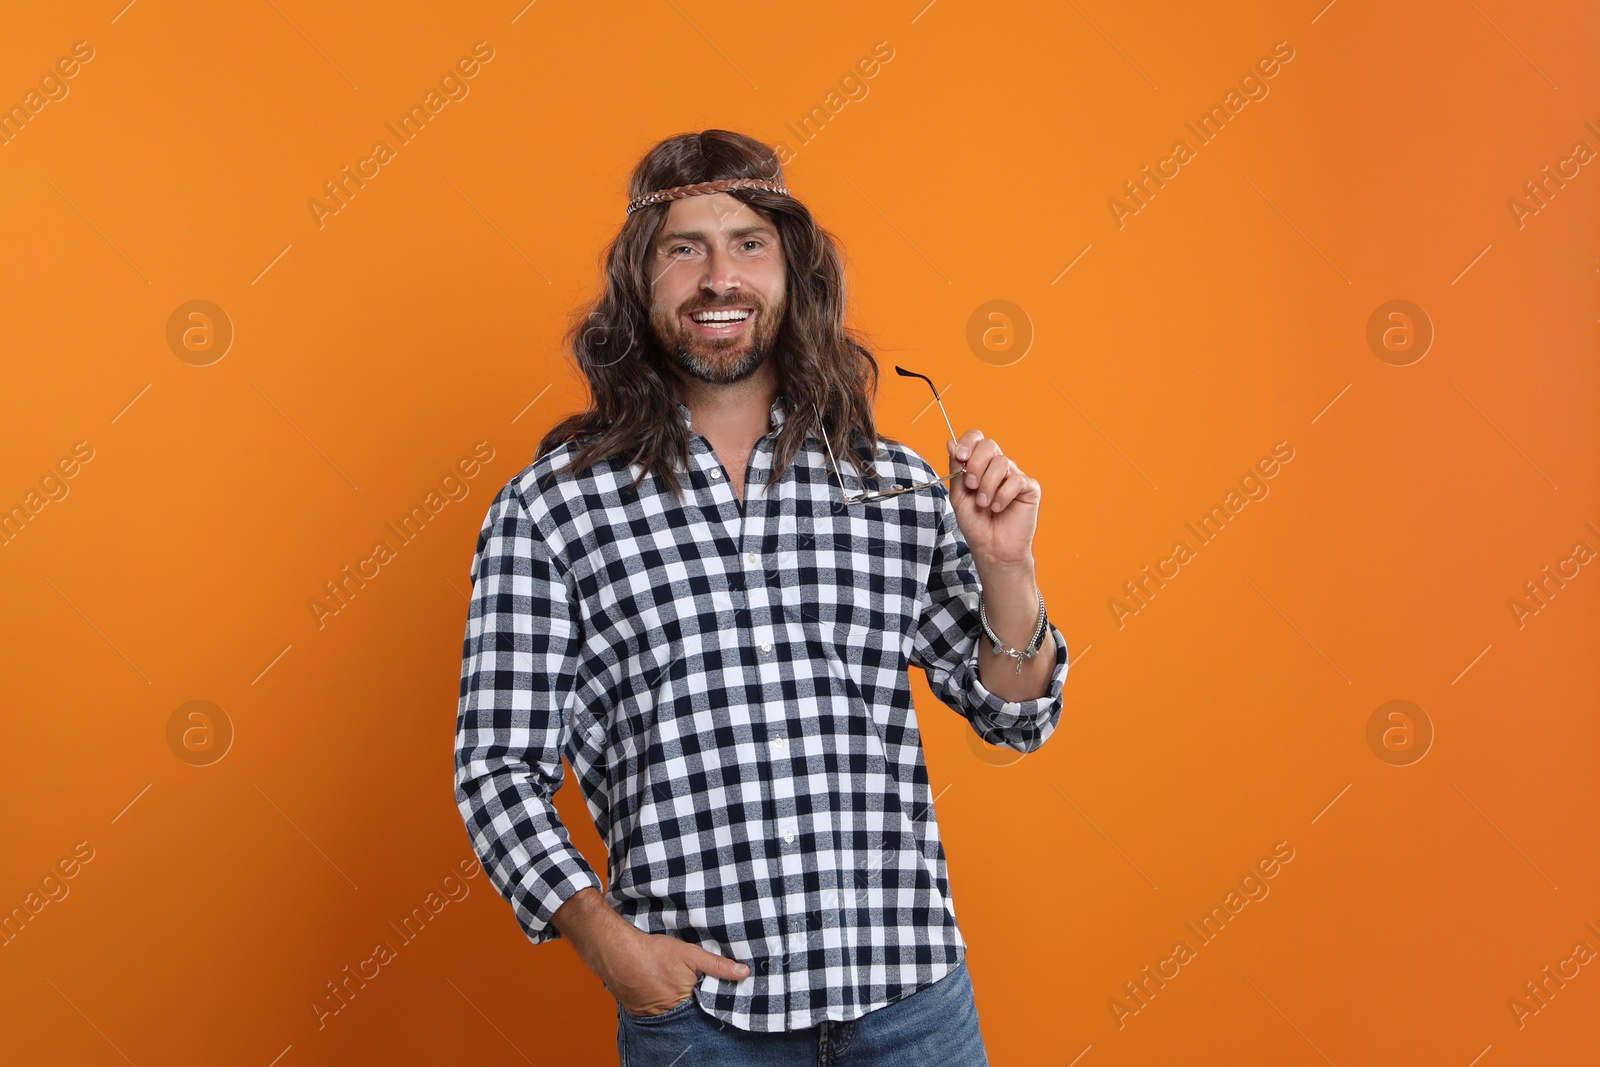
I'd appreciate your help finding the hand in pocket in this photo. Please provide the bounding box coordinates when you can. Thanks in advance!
[607,931,750,1017]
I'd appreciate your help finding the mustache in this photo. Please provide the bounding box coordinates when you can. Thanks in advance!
[679,295,761,315]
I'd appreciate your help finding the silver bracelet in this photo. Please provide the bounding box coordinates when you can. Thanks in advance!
[979,589,1048,674]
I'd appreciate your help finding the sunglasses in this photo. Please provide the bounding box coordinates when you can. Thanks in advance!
[813,366,968,505]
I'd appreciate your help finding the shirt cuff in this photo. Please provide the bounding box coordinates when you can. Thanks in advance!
[966,623,1069,733]
[520,859,605,946]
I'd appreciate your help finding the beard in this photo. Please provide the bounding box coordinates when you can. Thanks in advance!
[650,290,786,385]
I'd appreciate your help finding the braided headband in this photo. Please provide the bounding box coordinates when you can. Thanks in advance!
[626,177,791,217]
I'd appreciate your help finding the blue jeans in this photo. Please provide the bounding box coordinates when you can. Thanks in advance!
[616,958,990,1066]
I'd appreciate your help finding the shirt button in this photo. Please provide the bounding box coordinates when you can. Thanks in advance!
[783,829,795,843]
[745,551,758,565]
[710,469,723,480]
[760,642,772,653]
[773,738,786,751]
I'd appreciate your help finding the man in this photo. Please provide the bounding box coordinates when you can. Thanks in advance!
[454,129,1069,1065]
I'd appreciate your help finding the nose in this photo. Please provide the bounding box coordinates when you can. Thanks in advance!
[699,246,741,299]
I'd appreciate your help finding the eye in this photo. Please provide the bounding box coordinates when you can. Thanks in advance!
[741,239,763,251]
[667,244,697,257]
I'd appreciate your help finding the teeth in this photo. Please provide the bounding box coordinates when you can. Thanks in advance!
[691,310,751,324]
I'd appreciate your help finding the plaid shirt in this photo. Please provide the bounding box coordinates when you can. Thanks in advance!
[454,396,1069,1033]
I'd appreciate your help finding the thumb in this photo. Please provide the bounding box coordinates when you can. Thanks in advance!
[691,946,752,982]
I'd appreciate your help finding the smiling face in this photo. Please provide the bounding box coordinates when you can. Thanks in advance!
[647,193,787,385]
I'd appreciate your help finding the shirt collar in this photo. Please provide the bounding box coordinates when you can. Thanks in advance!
[675,395,790,434]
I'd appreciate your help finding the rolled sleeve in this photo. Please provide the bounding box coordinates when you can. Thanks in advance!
[453,479,602,946]
[911,496,1069,753]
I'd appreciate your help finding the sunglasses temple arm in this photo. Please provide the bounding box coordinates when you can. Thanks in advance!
[930,393,960,453]
[812,403,850,486]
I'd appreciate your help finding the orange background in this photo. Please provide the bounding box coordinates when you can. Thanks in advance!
[2,1,1597,1064]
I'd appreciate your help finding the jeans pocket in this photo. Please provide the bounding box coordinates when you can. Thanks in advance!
[620,992,697,1024]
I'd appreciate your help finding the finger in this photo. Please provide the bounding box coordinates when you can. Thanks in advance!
[951,430,985,469]
[977,454,1012,504]
[691,946,752,981]
[983,466,1018,511]
[988,468,1035,512]
[963,438,1003,490]
[971,447,1010,501]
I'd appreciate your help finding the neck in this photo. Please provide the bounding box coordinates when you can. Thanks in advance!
[674,361,779,444]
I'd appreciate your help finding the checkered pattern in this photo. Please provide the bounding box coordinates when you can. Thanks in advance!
[454,396,1069,1033]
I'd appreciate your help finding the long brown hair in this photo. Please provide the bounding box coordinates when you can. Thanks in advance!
[537,129,884,495]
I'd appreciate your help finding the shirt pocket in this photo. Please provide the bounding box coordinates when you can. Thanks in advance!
[826,618,912,695]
